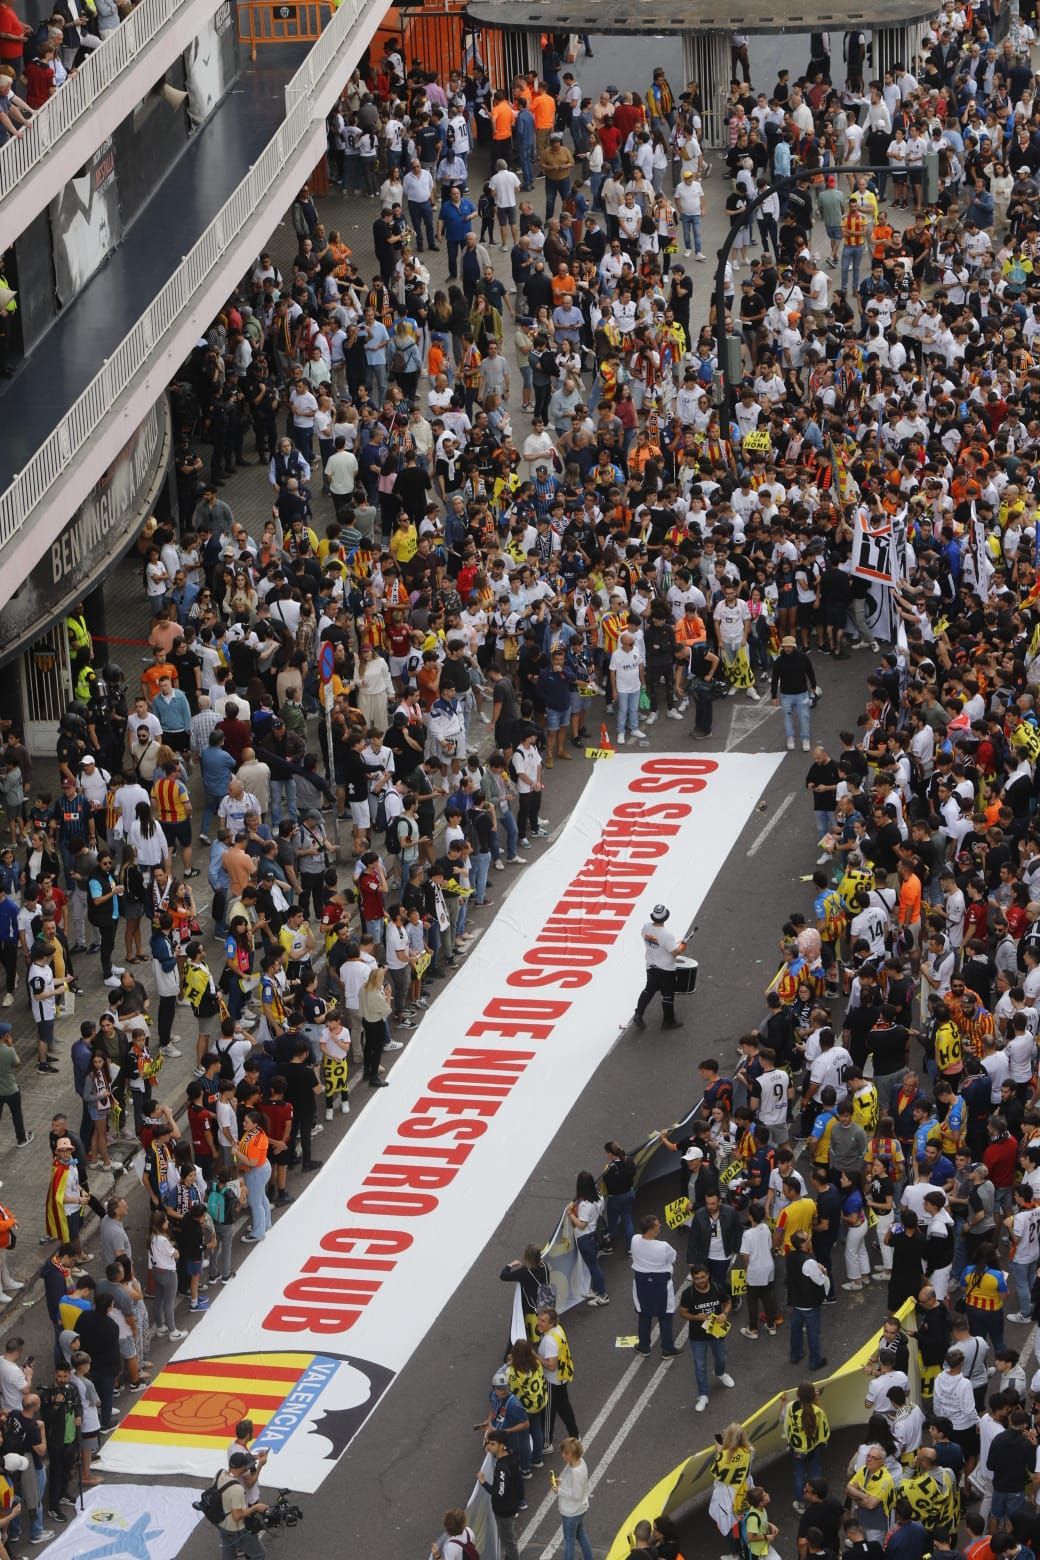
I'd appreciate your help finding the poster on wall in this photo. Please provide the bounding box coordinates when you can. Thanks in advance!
[184,0,237,127]
[49,138,122,307]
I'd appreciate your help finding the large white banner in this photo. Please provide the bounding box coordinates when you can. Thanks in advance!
[101,753,781,1491]
[37,1484,202,1560]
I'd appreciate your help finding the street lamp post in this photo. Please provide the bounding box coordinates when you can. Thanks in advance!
[712,160,933,410]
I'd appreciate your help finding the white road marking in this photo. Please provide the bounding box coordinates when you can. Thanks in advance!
[746,791,797,857]
[724,699,778,751]
[520,1325,690,1554]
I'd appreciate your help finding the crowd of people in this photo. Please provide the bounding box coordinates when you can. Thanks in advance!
[12,0,1040,1552]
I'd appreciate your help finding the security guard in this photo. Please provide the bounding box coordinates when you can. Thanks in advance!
[65,604,93,682]
[632,904,685,1032]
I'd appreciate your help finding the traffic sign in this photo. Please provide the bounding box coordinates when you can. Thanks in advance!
[319,642,335,684]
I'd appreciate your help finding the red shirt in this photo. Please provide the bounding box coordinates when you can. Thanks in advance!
[358,870,384,921]
[984,1133,1019,1188]
[0,4,25,63]
[261,1099,293,1146]
[187,1103,216,1160]
[963,900,989,943]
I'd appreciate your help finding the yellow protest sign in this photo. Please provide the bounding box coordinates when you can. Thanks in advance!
[585,747,616,760]
[615,1335,640,1349]
[664,1196,692,1230]
[730,1267,747,1296]
[743,429,772,453]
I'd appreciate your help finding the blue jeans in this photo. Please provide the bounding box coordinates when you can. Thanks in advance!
[616,686,640,738]
[245,1161,272,1240]
[840,244,863,292]
[680,213,702,253]
[814,809,836,838]
[689,1334,727,1396]
[793,1447,822,1504]
[499,808,520,861]
[365,917,385,945]
[577,1232,606,1298]
[270,777,298,825]
[29,1465,47,1539]
[780,691,811,742]
[520,1413,545,1474]
[561,1512,594,1560]
[471,851,492,904]
[201,791,224,835]
[545,177,571,218]
[1010,1257,1037,1315]
[790,1305,825,1367]
[607,1189,635,1252]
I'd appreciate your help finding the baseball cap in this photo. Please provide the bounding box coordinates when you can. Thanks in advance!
[683,1147,705,1163]
[81,755,95,766]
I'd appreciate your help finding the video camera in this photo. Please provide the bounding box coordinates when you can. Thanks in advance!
[245,1490,305,1534]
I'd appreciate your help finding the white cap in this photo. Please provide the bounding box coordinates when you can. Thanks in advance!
[683,1147,704,1163]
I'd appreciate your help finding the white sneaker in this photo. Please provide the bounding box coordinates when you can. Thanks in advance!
[645,711,658,725]
[718,1372,735,1387]
[1007,1313,1031,1324]
[677,697,688,713]
[325,1107,334,1122]
[155,1325,169,1336]
[494,859,505,871]
[340,1099,350,1115]
[801,739,811,752]
[684,248,691,257]
[842,1280,864,1292]
[746,686,761,702]
[667,709,683,720]
[103,975,121,988]
[110,965,125,976]
[311,1123,324,1135]
[5,1281,23,1291]
[695,1394,709,1412]
[617,732,626,745]
[169,1329,188,1341]
[695,252,706,262]
[0,994,10,1007]
[786,738,795,751]
[384,1039,405,1051]
[635,732,649,744]
[162,1045,182,1059]
[816,854,831,866]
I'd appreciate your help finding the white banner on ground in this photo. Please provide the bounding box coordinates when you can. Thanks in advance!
[38,1484,203,1560]
[100,753,781,1492]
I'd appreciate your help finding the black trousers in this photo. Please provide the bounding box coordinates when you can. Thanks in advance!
[0,1090,26,1143]
[98,918,118,978]
[157,994,177,1048]
[298,874,327,919]
[0,940,16,994]
[547,1382,579,1439]
[635,966,676,1022]
[363,1018,386,1081]
[289,1113,315,1166]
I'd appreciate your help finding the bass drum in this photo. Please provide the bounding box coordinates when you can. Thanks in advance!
[673,956,699,995]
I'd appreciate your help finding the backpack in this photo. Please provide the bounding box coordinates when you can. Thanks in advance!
[196,1474,239,1526]
[456,1535,480,1560]
[214,1039,236,1082]
[373,792,389,834]
[385,814,406,856]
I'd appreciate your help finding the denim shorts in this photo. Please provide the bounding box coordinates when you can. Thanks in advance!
[546,707,568,731]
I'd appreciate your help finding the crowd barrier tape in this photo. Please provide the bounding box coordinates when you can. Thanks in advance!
[604,1298,921,1560]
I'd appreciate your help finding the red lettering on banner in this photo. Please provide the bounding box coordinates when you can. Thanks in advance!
[612,802,693,822]
[627,758,719,794]
[505,969,592,989]
[365,1165,459,1192]
[260,760,724,1338]
[396,1115,489,1141]
[263,1305,361,1332]
[320,1228,413,1257]
[346,1192,439,1216]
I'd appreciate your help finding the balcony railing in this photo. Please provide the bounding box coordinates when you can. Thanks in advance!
[0,0,370,553]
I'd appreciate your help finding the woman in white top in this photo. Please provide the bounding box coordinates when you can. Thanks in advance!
[556,1437,594,1560]
[148,1211,187,1341]
[630,1213,680,1357]
[566,1172,608,1306]
[128,801,169,879]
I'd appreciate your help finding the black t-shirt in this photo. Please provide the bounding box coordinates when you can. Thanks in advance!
[988,1429,1037,1493]
[868,1022,909,1075]
[806,760,840,812]
[797,1496,844,1552]
[678,1279,725,1337]
[281,1060,318,1121]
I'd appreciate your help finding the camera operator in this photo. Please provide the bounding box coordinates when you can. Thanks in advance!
[216,1451,268,1559]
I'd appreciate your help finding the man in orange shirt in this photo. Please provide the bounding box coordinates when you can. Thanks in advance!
[491,89,516,150]
[141,648,178,704]
[897,860,922,947]
[550,262,577,308]
[530,83,557,165]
